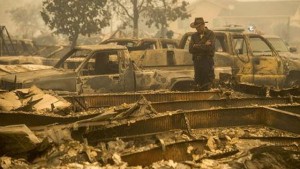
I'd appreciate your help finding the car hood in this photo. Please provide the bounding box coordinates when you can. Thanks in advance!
[278,52,300,71]
[1,68,75,83]
[287,59,300,71]
[0,64,52,76]
[278,52,300,61]
[0,55,44,64]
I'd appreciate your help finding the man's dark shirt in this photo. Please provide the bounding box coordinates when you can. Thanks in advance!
[189,28,215,59]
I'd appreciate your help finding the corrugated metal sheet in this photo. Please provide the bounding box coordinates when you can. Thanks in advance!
[82,106,300,143]
[64,91,221,109]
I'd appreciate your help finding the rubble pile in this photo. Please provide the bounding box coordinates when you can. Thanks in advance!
[0,124,299,168]
[0,86,71,114]
[0,87,299,168]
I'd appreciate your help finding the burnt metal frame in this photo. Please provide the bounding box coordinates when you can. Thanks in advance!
[0,26,17,56]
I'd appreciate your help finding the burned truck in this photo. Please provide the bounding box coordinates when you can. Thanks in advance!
[0,45,70,66]
[126,31,300,89]
[0,44,214,94]
[178,31,300,88]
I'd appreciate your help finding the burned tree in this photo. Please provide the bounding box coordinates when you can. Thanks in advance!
[111,0,190,38]
[144,0,190,38]
[41,0,111,48]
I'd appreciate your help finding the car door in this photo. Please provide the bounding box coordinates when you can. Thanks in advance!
[118,49,136,92]
[231,34,254,84]
[247,34,285,87]
[78,50,125,94]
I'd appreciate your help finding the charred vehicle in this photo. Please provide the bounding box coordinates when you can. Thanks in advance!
[101,38,179,50]
[178,31,300,88]
[263,35,297,54]
[100,38,140,50]
[136,38,179,49]
[262,35,300,86]
[0,44,216,94]
[101,37,231,87]
[0,64,52,76]
[129,38,179,59]
[0,45,70,66]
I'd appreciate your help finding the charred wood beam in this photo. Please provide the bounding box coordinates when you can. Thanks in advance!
[0,110,100,127]
[1,98,299,129]
[63,91,221,109]
[0,125,41,156]
[121,137,300,166]
[64,91,300,111]
[150,97,300,113]
[234,83,300,97]
[80,106,300,144]
[273,105,300,115]
[122,140,207,166]
[263,106,300,134]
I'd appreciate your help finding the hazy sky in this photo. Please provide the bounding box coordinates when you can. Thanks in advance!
[1,0,298,37]
[0,0,43,34]
[0,0,289,25]
[1,0,198,36]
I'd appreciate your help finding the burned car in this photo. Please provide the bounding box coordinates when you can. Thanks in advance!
[100,38,140,48]
[101,38,178,50]
[100,37,179,57]
[262,35,300,86]
[129,38,181,67]
[0,45,70,66]
[263,35,298,59]
[136,38,179,50]
[0,64,52,76]
[178,31,300,88]
[1,44,219,94]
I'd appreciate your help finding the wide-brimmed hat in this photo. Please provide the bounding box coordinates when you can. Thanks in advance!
[190,17,208,28]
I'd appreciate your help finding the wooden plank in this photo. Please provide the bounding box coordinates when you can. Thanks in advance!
[0,124,41,155]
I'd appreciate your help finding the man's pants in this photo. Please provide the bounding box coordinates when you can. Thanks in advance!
[193,56,215,90]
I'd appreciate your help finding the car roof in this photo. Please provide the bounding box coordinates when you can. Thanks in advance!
[75,44,128,51]
[262,34,281,39]
[140,38,175,41]
[213,25,245,32]
[183,31,255,36]
[101,38,140,43]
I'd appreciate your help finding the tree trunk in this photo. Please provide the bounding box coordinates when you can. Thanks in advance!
[160,0,167,38]
[160,24,167,38]
[133,0,139,38]
[70,33,78,49]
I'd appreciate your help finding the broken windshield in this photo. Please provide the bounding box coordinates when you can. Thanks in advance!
[266,38,289,53]
[60,49,92,70]
[249,37,272,56]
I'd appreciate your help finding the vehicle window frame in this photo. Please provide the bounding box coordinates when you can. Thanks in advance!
[248,35,275,57]
[232,35,248,55]
[266,37,289,53]
[78,50,121,76]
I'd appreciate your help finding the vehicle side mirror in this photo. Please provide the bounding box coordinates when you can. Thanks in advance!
[289,47,297,53]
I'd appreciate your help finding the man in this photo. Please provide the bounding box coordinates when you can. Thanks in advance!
[189,17,215,91]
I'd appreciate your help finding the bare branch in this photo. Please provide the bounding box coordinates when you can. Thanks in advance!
[116,1,134,20]
[138,0,145,12]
